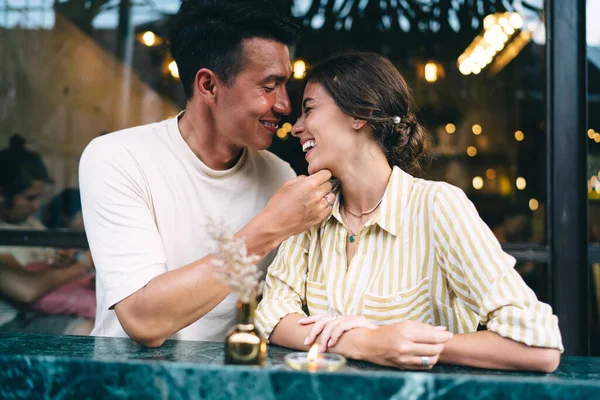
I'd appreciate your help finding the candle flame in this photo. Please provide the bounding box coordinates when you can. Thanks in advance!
[307,343,319,360]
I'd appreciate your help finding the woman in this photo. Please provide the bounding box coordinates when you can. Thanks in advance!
[0,135,94,335]
[255,53,562,372]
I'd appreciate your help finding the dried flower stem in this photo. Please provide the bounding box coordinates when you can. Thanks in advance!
[207,218,262,303]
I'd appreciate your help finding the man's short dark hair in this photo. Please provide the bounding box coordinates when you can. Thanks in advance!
[168,0,298,100]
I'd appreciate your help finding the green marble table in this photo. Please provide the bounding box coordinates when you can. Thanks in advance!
[0,333,598,399]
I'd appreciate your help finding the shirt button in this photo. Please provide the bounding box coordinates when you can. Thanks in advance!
[394,295,402,303]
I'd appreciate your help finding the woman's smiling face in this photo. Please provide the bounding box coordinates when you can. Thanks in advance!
[292,81,360,175]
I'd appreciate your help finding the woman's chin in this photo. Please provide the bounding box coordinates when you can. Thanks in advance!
[307,160,336,176]
[307,162,323,175]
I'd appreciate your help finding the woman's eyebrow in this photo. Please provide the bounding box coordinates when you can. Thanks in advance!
[302,97,315,109]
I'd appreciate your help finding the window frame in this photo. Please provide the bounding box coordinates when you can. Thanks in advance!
[0,0,591,356]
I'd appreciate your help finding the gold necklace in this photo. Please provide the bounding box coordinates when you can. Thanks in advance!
[343,197,384,218]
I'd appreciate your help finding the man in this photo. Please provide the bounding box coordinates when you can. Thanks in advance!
[79,0,334,347]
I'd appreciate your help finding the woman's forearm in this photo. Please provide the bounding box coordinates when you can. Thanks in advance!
[271,317,560,372]
[0,254,87,303]
[439,330,561,373]
[270,314,367,360]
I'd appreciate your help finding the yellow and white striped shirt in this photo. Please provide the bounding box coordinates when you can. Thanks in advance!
[256,166,563,351]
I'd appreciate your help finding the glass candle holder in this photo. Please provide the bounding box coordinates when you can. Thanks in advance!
[284,351,346,372]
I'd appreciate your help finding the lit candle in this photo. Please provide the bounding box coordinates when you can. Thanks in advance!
[307,344,319,372]
[284,343,346,372]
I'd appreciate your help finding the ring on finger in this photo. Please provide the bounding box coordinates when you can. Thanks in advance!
[421,356,430,367]
[323,195,332,207]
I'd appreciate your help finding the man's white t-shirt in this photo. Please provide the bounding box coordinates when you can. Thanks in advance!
[79,114,296,341]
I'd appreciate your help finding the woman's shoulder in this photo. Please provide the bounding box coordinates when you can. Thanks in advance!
[410,177,468,205]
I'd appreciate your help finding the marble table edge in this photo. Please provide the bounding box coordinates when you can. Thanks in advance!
[2,353,595,387]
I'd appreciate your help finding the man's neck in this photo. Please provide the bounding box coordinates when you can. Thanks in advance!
[178,109,244,170]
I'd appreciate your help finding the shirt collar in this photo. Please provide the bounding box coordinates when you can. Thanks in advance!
[323,166,413,237]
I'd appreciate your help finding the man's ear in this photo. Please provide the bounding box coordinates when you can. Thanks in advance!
[352,119,368,130]
[194,68,219,105]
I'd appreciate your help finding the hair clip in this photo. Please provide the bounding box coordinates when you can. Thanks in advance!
[392,116,401,124]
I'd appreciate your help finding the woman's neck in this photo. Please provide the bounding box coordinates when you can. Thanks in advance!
[337,151,392,215]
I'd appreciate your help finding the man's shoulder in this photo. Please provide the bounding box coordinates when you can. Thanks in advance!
[90,120,168,149]
[82,119,171,163]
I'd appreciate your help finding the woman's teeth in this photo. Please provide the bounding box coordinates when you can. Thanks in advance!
[302,140,316,152]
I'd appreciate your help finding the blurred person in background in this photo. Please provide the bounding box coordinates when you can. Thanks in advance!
[41,188,85,231]
[0,135,94,335]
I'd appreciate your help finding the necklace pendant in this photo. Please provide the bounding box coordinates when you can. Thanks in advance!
[349,235,355,243]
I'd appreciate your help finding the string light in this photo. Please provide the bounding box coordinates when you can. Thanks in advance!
[472,177,484,190]
[293,60,306,79]
[142,31,156,46]
[529,198,539,211]
[509,13,523,29]
[467,146,477,157]
[515,130,524,141]
[472,124,482,135]
[458,12,523,75]
[276,128,288,140]
[516,177,526,190]
[445,123,456,134]
[486,169,496,179]
[168,61,179,79]
[424,62,438,82]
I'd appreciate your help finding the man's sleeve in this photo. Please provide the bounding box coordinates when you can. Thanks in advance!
[79,139,167,310]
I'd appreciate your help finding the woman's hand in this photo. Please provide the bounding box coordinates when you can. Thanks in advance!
[76,250,95,272]
[299,314,377,353]
[301,315,453,370]
[48,248,77,269]
[364,320,453,370]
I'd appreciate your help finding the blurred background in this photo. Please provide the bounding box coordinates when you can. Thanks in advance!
[0,0,597,354]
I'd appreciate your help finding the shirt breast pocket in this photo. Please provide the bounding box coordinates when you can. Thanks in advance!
[362,277,432,325]
[306,279,328,315]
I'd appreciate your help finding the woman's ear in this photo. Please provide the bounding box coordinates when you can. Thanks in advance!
[352,119,368,130]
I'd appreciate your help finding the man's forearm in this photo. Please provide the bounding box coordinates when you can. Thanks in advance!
[115,254,231,347]
[115,214,290,347]
[439,330,561,372]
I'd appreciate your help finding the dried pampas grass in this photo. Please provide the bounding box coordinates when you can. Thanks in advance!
[207,218,263,303]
